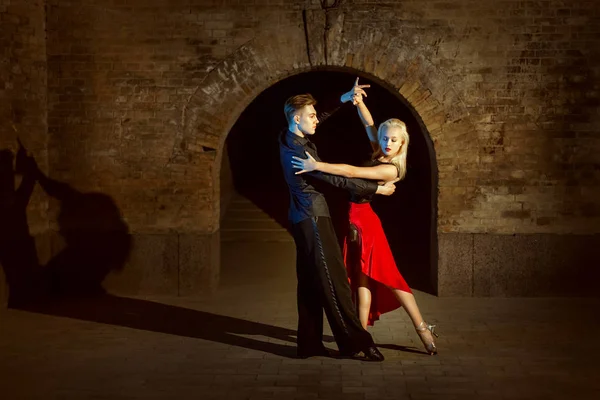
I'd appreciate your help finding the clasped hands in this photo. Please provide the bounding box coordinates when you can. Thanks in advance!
[340,77,369,105]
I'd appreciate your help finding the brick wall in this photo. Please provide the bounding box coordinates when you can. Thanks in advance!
[0,0,48,232]
[46,0,271,233]
[219,146,235,221]
[418,0,600,235]
[0,0,49,307]
[2,0,598,297]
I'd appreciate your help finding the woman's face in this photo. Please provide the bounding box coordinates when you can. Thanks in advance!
[379,126,405,157]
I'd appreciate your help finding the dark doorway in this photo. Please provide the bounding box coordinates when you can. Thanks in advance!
[222,70,437,294]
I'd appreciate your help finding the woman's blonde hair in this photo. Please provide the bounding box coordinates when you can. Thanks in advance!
[372,118,409,180]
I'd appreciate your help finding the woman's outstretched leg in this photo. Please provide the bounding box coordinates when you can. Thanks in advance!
[391,289,422,328]
[390,288,438,355]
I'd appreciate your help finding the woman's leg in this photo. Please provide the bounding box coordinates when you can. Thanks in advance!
[390,289,422,328]
[390,288,438,355]
[356,272,372,330]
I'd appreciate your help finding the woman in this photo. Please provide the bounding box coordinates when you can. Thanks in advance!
[291,81,438,355]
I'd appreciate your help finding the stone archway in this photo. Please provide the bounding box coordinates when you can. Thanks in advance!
[220,69,438,293]
[171,16,478,295]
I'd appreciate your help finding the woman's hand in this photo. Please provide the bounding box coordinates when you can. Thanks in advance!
[292,151,318,175]
[341,77,370,104]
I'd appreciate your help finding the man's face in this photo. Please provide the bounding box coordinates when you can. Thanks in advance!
[294,105,319,136]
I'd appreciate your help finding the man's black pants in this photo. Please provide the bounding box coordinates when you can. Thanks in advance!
[291,216,374,354]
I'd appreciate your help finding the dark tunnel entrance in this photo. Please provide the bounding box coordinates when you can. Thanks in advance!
[221,70,438,294]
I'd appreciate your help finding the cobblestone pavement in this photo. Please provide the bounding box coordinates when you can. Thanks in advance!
[1,240,598,399]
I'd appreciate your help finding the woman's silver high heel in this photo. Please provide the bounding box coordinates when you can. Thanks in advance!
[416,321,438,355]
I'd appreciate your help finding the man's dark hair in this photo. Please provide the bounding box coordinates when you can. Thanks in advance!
[283,94,317,124]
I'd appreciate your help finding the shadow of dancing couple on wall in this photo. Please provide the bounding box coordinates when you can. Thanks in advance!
[0,139,130,303]
[0,139,299,358]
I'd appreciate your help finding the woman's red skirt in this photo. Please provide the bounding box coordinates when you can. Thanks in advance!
[343,202,412,326]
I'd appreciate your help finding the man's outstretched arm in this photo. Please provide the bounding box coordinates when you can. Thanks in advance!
[316,79,370,125]
[306,171,395,197]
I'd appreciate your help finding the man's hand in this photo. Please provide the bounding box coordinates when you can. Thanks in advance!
[375,178,400,196]
[341,77,370,104]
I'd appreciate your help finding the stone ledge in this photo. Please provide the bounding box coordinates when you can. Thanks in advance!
[439,233,600,297]
[0,231,220,309]
[104,231,220,296]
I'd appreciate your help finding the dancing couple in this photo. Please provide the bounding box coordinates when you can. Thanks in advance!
[279,78,438,362]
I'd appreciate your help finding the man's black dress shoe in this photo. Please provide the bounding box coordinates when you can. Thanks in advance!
[340,346,385,362]
[363,346,385,361]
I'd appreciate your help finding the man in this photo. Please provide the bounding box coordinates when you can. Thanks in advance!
[279,86,396,361]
